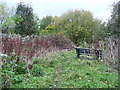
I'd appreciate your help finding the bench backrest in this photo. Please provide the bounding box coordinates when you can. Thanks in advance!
[79,48,90,54]
[94,49,102,58]
[75,48,102,58]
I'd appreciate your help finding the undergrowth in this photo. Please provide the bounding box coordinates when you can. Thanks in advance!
[2,49,119,88]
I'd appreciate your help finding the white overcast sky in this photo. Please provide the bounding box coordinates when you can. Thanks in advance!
[0,0,119,22]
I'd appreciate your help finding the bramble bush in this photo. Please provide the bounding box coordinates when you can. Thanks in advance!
[1,55,44,88]
[1,34,75,59]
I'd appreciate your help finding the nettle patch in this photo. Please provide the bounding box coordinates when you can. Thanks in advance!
[1,55,44,88]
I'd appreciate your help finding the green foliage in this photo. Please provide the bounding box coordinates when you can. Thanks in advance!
[33,14,41,35]
[14,2,36,36]
[107,1,120,37]
[1,55,25,87]
[2,55,26,87]
[0,3,15,34]
[40,16,53,30]
[2,55,27,75]
[1,1,119,88]
[39,29,52,36]
[92,20,107,42]
[54,10,103,46]
[30,64,44,77]
[39,24,57,36]
[1,55,45,88]
[12,75,23,84]
[45,23,56,30]
[12,50,118,88]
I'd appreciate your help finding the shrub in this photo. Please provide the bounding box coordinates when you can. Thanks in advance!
[2,55,27,75]
[2,55,30,88]
[1,34,75,59]
[30,64,44,77]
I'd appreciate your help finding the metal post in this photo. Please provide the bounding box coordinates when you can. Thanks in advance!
[75,48,80,58]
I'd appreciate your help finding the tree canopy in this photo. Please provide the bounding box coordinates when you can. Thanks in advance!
[14,2,36,36]
[107,1,120,38]
[54,10,104,46]
[40,16,53,30]
[0,3,15,34]
[1,1,116,46]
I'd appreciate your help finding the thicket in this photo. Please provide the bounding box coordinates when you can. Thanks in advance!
[1,34,75,59]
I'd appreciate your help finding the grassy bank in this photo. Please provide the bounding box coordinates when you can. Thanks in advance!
[7,50,118,88]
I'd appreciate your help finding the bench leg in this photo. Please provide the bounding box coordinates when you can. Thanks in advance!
[77,54,80,58]
[76,48,80,58]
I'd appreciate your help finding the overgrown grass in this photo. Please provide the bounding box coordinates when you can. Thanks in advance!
[10,50,118,88]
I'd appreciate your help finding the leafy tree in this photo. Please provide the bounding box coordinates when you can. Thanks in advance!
[14,2,36,36]
[55,10,99,46]
[40,16,53,30]
[33,14,41,35]
[107,1,120,38]
[45,24,55,30]
[92,19,107,43]
[39,23,56,36]
[0,3,15,34]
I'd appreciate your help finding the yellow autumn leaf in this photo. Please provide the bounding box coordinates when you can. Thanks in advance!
[78,59,81,61]
[79,77,82,80]
[70,86,74,88]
